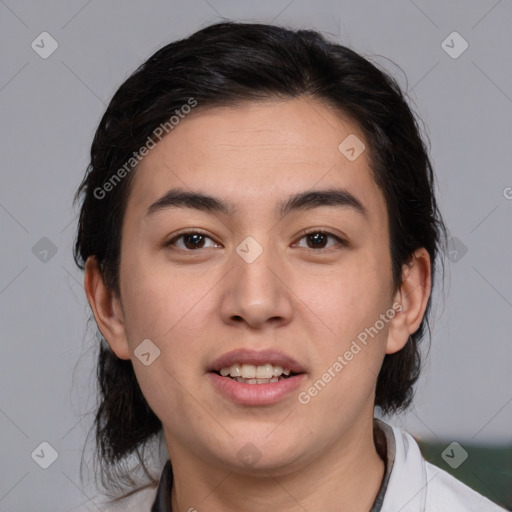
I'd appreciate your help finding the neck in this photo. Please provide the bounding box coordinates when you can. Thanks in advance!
[166,418,386,512]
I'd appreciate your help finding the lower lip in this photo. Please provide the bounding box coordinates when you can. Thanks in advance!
[207,372,307,405]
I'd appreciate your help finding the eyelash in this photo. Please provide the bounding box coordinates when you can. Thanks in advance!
[164,229,347,252]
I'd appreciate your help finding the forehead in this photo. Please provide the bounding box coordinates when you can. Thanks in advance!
[125,97,387,224]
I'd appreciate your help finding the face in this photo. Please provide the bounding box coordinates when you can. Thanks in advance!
[91,97,425,475]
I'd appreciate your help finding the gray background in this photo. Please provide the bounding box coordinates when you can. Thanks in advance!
[1,0,511,510]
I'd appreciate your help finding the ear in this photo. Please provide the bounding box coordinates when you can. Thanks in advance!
[386,248,432,355]
[83,256,131,360]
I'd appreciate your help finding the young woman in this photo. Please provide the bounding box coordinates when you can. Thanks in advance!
[73,21,506,512]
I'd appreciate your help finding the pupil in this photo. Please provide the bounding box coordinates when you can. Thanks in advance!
[309,233,326,248]
[185,234,204,249]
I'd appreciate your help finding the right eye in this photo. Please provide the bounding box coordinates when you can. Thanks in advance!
[165,231,221,251]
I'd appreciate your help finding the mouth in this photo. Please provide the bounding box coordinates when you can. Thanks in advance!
[207,349,307,405]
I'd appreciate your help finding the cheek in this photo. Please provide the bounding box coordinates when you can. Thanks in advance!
[300,298,390,419]
[118,249,216,401]
[119,247,213,343]
[299,251,390,338]
[121,267,213,426]
[298,250,391,395]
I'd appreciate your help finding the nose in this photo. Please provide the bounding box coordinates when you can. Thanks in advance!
[218,237,294,329]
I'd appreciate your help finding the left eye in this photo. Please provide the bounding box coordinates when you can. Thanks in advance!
[294,231,346,250]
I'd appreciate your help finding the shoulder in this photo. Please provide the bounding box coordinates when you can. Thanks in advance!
[423,460,507,512]
[378,420,507,512]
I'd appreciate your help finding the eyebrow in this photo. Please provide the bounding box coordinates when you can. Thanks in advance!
[146,187,368,219]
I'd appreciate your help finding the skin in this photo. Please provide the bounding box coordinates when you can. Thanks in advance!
[85,97,431,512]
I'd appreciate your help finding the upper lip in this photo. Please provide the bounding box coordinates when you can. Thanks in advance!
[208,348,306,374]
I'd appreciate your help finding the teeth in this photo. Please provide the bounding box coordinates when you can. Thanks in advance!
[256,364,273,379]
[218,364,243,377]
[230,364,242,377]
[235,377,279,384]
[273,365,283,377]
[218,363,294,379]
[241,364,256,379]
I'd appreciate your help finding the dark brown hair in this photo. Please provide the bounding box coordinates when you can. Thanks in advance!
[74,21,447,496]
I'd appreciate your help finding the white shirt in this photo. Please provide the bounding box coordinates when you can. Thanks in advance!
[73,419,508,511]
[377,420,507,511]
